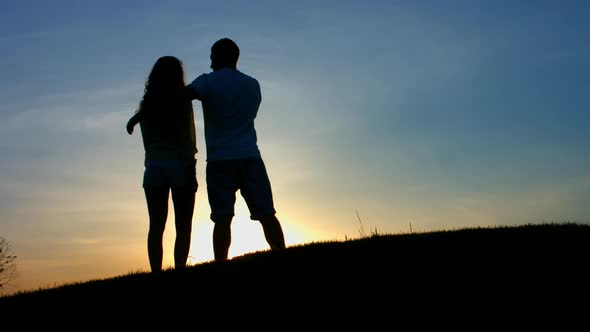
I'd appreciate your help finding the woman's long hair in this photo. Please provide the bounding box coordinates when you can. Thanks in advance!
[136,56,187,115]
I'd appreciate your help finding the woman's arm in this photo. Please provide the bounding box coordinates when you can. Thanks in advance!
[126,109,144,135]
[126,85,198,135]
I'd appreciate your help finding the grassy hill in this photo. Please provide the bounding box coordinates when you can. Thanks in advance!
[1,222,588,324]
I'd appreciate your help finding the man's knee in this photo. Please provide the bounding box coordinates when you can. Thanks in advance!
[211,214,233,225]
[257,213,279,225]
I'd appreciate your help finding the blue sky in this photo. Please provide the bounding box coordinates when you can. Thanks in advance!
[1,0,589,294]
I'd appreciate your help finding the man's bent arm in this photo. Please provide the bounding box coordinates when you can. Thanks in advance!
[177,85,201,101]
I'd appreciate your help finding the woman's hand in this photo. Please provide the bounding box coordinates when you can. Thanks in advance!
[126,119,135,135]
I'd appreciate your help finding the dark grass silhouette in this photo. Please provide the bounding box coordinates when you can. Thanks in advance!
[1,222,588,324]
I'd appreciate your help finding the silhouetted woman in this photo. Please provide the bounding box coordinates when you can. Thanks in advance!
[126,56,198,273]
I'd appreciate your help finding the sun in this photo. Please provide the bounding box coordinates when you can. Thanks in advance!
[185,199,319,265]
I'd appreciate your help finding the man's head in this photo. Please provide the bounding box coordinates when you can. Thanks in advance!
[210,38,240,71]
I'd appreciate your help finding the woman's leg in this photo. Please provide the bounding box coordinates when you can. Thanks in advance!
[144,187,170,273]
[171,187,196,270]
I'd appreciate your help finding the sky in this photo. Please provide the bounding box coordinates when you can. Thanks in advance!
[1,0,589,295]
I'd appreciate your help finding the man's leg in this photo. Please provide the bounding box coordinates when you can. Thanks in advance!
[207,160,238,262]
[212,216,233,262]
[144,187,170,273]
[258,214,286,251]
[171,186,196,270]
[240,158,286,252]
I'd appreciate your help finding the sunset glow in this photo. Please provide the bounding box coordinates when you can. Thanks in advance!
[1,0,589,295]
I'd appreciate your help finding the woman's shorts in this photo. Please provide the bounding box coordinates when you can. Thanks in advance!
[143,159,197,191]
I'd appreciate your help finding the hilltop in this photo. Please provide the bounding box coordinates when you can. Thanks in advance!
[1,222,588,325]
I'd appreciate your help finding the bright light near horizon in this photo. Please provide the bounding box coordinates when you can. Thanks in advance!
[186,200,317,265]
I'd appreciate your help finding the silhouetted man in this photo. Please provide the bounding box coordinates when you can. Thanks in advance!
[180,38,286,261]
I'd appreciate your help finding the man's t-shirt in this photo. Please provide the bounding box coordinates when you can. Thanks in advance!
[189,68,262,161]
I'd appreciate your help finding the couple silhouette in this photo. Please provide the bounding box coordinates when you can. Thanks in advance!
[126,38,286,273]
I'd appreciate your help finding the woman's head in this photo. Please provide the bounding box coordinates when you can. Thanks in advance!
[137,56,187,114]
[145,56,186,93]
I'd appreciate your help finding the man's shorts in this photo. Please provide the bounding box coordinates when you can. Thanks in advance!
[206,157,276,221]
[143,159,198,192]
